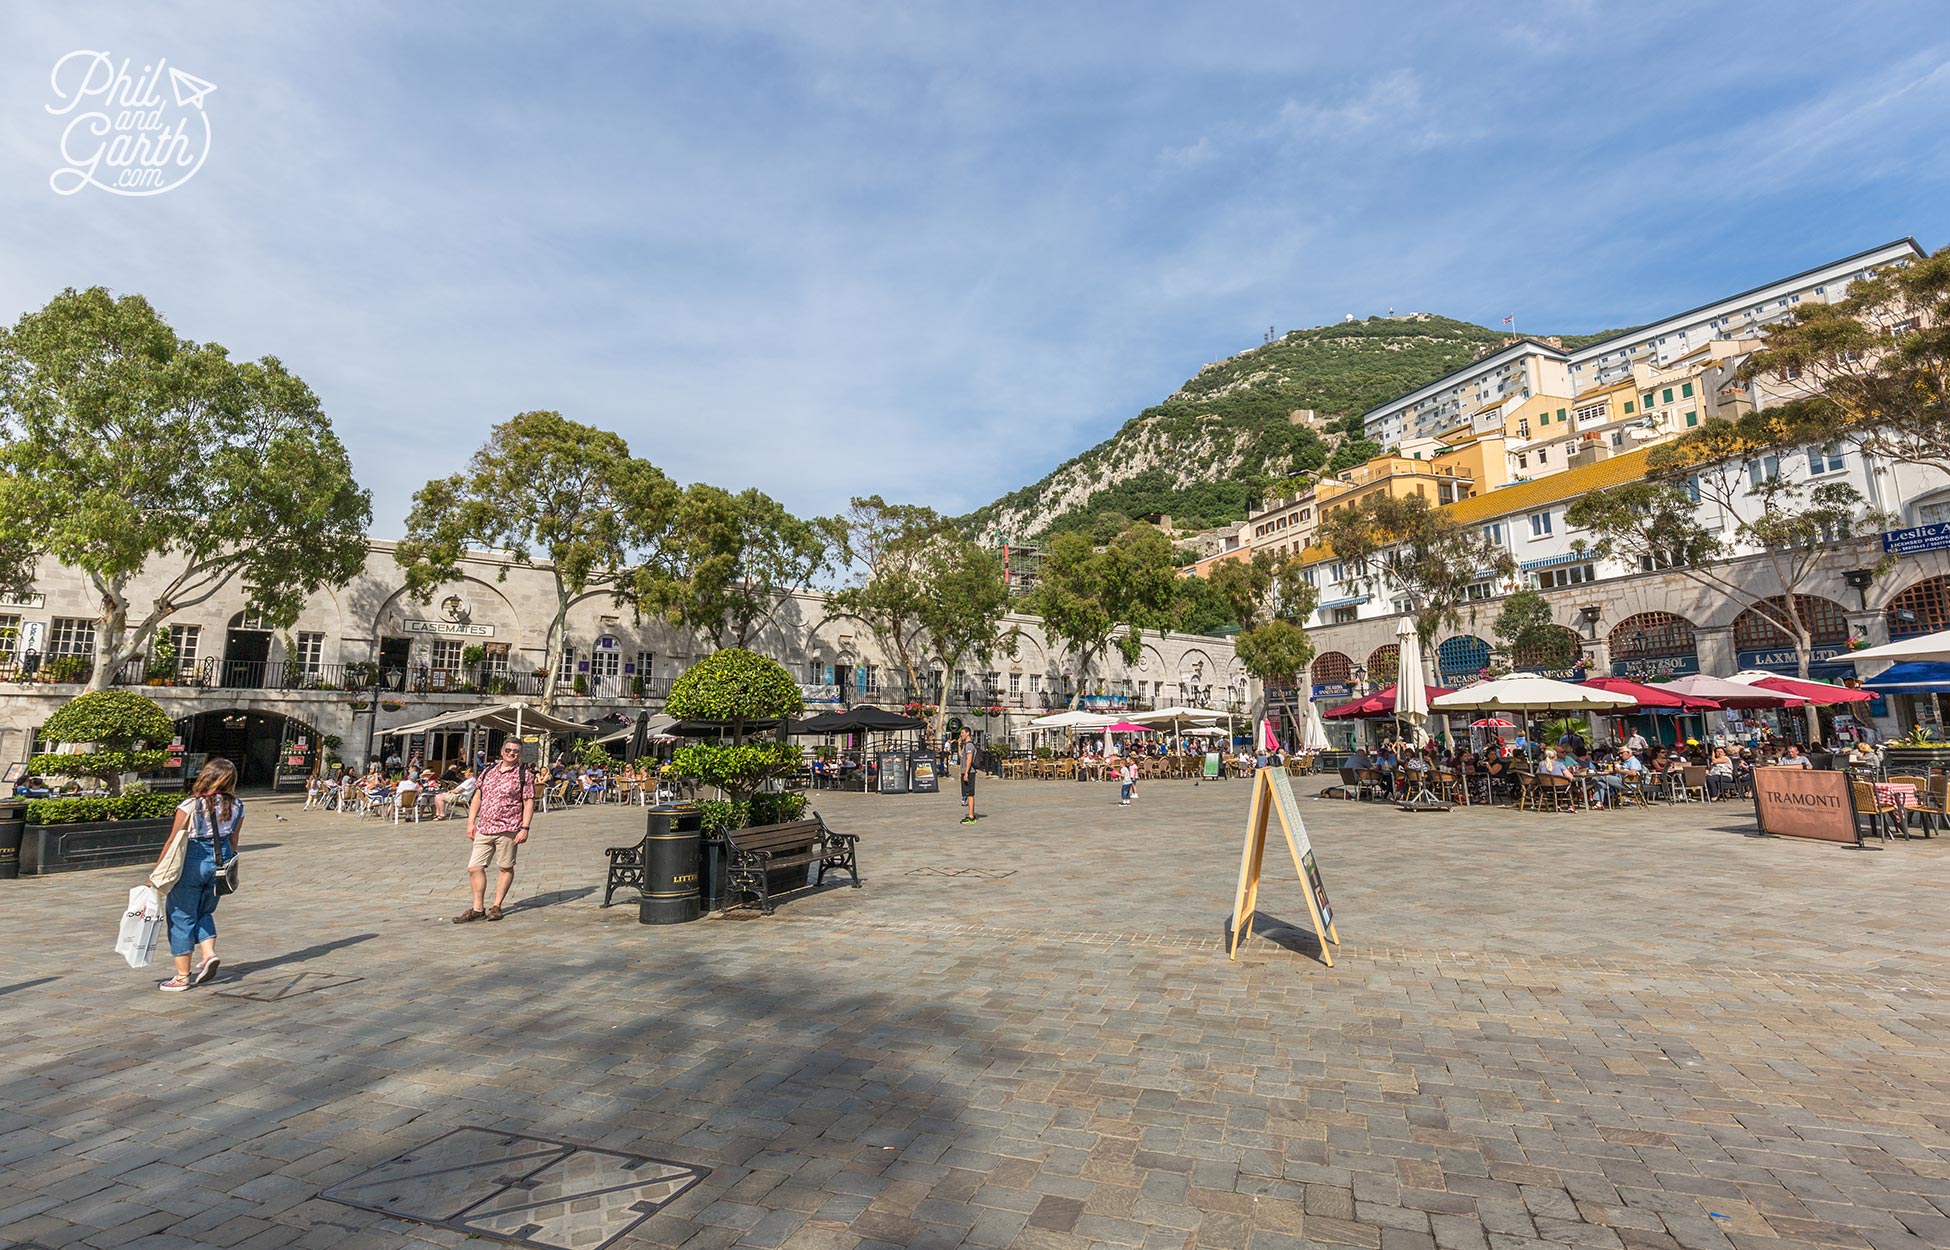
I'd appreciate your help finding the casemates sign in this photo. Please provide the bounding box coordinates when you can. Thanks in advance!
[404,619,494,637]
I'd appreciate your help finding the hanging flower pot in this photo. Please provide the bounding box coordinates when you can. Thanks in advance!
[379,699,405,712]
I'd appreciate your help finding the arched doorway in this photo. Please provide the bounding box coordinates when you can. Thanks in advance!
[1608,612,1700,678]
[1734,594,1852,677]
[222,608,274,689]
[1885,577,1950,641]
[1435,635,1491,685]
[180,709,329,790]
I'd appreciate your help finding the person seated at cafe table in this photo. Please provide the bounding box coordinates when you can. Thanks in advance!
[1776,743,1814,769]
[1705,748,1735,799]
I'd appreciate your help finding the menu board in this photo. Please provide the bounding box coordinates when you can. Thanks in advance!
[1229,766,1340,966]
[909,749,939,793]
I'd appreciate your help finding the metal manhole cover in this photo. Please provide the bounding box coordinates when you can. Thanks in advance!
[321,1126,709,1250]
[215,971,363,1001]
[906,867,1015,879]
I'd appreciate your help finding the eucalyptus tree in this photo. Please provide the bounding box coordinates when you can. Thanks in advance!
[0,287,371,690]
[396,410,678,712]
[646,484,838,650]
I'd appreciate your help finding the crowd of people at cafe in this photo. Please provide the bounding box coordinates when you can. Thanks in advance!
[1336,724,1877,808]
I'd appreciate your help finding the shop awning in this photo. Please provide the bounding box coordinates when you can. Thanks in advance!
[384,702,595,737]
[1519,552,1586,571]
[1861,661,1950,693]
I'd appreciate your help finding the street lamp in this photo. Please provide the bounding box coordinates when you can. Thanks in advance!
[1578,604,1603,639]
[1843,568,1875,611]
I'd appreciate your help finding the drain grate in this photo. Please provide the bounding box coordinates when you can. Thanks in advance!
[215,971,363,1001]
[906,867,1015,879]
[321,1126,709,1250]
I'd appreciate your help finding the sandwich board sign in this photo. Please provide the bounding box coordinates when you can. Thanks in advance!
[1750,766,1862,844]
[1229,766,1340,965]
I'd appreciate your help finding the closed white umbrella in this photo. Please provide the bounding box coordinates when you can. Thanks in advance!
[1394,617,1429,742]
[1300,697,1332,752]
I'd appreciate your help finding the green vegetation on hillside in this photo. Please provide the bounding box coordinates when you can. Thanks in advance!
[971,316,1643,543]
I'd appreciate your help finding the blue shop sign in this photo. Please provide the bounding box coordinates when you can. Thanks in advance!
[1609,654,1701,679]
[1311,682,1353,702]
[1735,646,1851,680]
[1883,522,1950,555]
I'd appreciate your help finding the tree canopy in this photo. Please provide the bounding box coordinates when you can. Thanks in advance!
[396,409,678,712]
[1316,493,1512,660]
[1025,524,1180,706]
[645,484,837,649]
[1739,244,1950,475]
[0,287,371,690]
[1492,588,1574,672]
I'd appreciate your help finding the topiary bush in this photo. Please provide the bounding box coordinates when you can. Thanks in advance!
[26,793,182,824]
[670,742,802,806]
[747,790,808,826]
[665,648,803,733]
[29,690,175,796]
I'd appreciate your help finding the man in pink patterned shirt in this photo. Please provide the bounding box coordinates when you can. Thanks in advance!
[454,739,535,923]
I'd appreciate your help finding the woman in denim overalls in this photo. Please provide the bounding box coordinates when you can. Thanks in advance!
[147,758,243,992]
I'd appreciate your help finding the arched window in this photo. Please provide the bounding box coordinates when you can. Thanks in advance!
[1609,612,1697,660]
[1734,595,1850,651]
[1435,635,1490,682]
[1310,651,1353,684]
[1512,625,1585,672]
[1885,577,1950,641]
[1366,644,1400,685]
[227,608,272,631]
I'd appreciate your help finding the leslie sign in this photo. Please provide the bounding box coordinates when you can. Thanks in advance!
[1751,767,1859,843]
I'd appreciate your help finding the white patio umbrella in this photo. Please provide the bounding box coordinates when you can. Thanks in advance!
[1028,710,1120,728]
[1432,673,1635,752]
[1299,697,1332,752]
[1841,630,1950,665]
[1393,617,1430,744]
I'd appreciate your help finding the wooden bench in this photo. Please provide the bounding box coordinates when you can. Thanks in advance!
[725,815,859,915]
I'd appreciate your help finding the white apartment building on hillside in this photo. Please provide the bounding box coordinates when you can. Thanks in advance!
[1362,338,1574,447]
[1564,239,1926,392]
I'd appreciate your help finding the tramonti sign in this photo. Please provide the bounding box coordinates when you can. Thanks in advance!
[1751,766,1859,844]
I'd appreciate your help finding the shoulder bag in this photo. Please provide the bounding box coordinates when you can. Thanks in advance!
[211,801,241,896]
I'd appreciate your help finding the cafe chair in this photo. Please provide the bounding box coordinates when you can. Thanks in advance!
[1888,775,1942,835]
[1851,778,1908,842]
[1679,766,1709,803]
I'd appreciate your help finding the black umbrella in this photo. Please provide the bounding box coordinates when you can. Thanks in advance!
[624,710,650,765]
[823,706,925,732]
[788,711,850,734]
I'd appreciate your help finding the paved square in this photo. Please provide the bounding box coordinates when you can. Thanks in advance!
[3,776,1949,1250]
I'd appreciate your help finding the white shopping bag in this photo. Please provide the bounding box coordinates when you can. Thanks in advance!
[116,885,164,969]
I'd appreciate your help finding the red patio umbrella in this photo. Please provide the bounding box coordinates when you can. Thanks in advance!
[1578,676,1722,711]
[1321,684,1457,719]
[1469,717,1515,728]
[1741,674,1873,705]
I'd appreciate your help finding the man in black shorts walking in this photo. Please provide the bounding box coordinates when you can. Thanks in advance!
[958,728,977,824]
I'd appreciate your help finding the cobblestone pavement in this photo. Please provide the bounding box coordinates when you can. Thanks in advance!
[4,776,1950,1250]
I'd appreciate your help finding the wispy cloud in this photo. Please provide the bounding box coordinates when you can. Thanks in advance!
[0,2,1943,532]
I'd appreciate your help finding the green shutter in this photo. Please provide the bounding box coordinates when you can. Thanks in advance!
[1662,388,1674,403]
[1624,401,1634,414]
[1681,382,1694,398]
[1685,411,1698,427]
[1643,392,1655,409]
[1556,408,1566,420]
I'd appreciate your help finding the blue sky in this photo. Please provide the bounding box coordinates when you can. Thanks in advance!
[2,2,1946,535]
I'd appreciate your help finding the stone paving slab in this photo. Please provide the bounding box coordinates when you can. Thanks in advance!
[2,778,1948,1250]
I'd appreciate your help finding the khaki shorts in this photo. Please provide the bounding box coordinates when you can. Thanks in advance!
[467,832,521,871]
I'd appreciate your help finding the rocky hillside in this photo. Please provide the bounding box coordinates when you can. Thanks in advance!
[968,315,1622,543]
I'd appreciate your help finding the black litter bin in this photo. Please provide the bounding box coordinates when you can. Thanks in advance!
[0,799,23,880]
[638,803,703,925]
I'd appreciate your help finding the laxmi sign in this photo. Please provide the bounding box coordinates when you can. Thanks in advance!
[404,619,494,637]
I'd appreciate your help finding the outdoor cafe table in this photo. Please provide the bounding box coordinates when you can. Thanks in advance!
[1875,780,1917,815]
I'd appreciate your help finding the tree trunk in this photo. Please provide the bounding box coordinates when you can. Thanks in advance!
[539,584,571,714]
[1793,629,1821,743]
[87,581,134,693]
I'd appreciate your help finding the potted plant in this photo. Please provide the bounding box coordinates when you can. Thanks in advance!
[1883,726,1950,773]
[379,699,405,712]
[144,629,176,685]
[573,673,589,696]
[19,690,180,873]
[462,643,486,669]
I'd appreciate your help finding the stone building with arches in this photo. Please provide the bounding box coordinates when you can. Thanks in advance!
[0,541,1241,783]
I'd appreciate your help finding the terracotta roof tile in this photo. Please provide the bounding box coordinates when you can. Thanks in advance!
[1444,448,1655,525]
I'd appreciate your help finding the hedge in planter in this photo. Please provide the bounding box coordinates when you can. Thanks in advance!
[29,690,174,795]
[27,793,183,825]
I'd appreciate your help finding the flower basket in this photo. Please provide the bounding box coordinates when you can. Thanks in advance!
[348,700,371,711]
[380,699,405,712]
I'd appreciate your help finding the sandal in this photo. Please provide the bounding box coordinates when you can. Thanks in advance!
[158,974,192,992]
[452,908,486,924]
[486,905,504,921]
[191,958,222,985]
